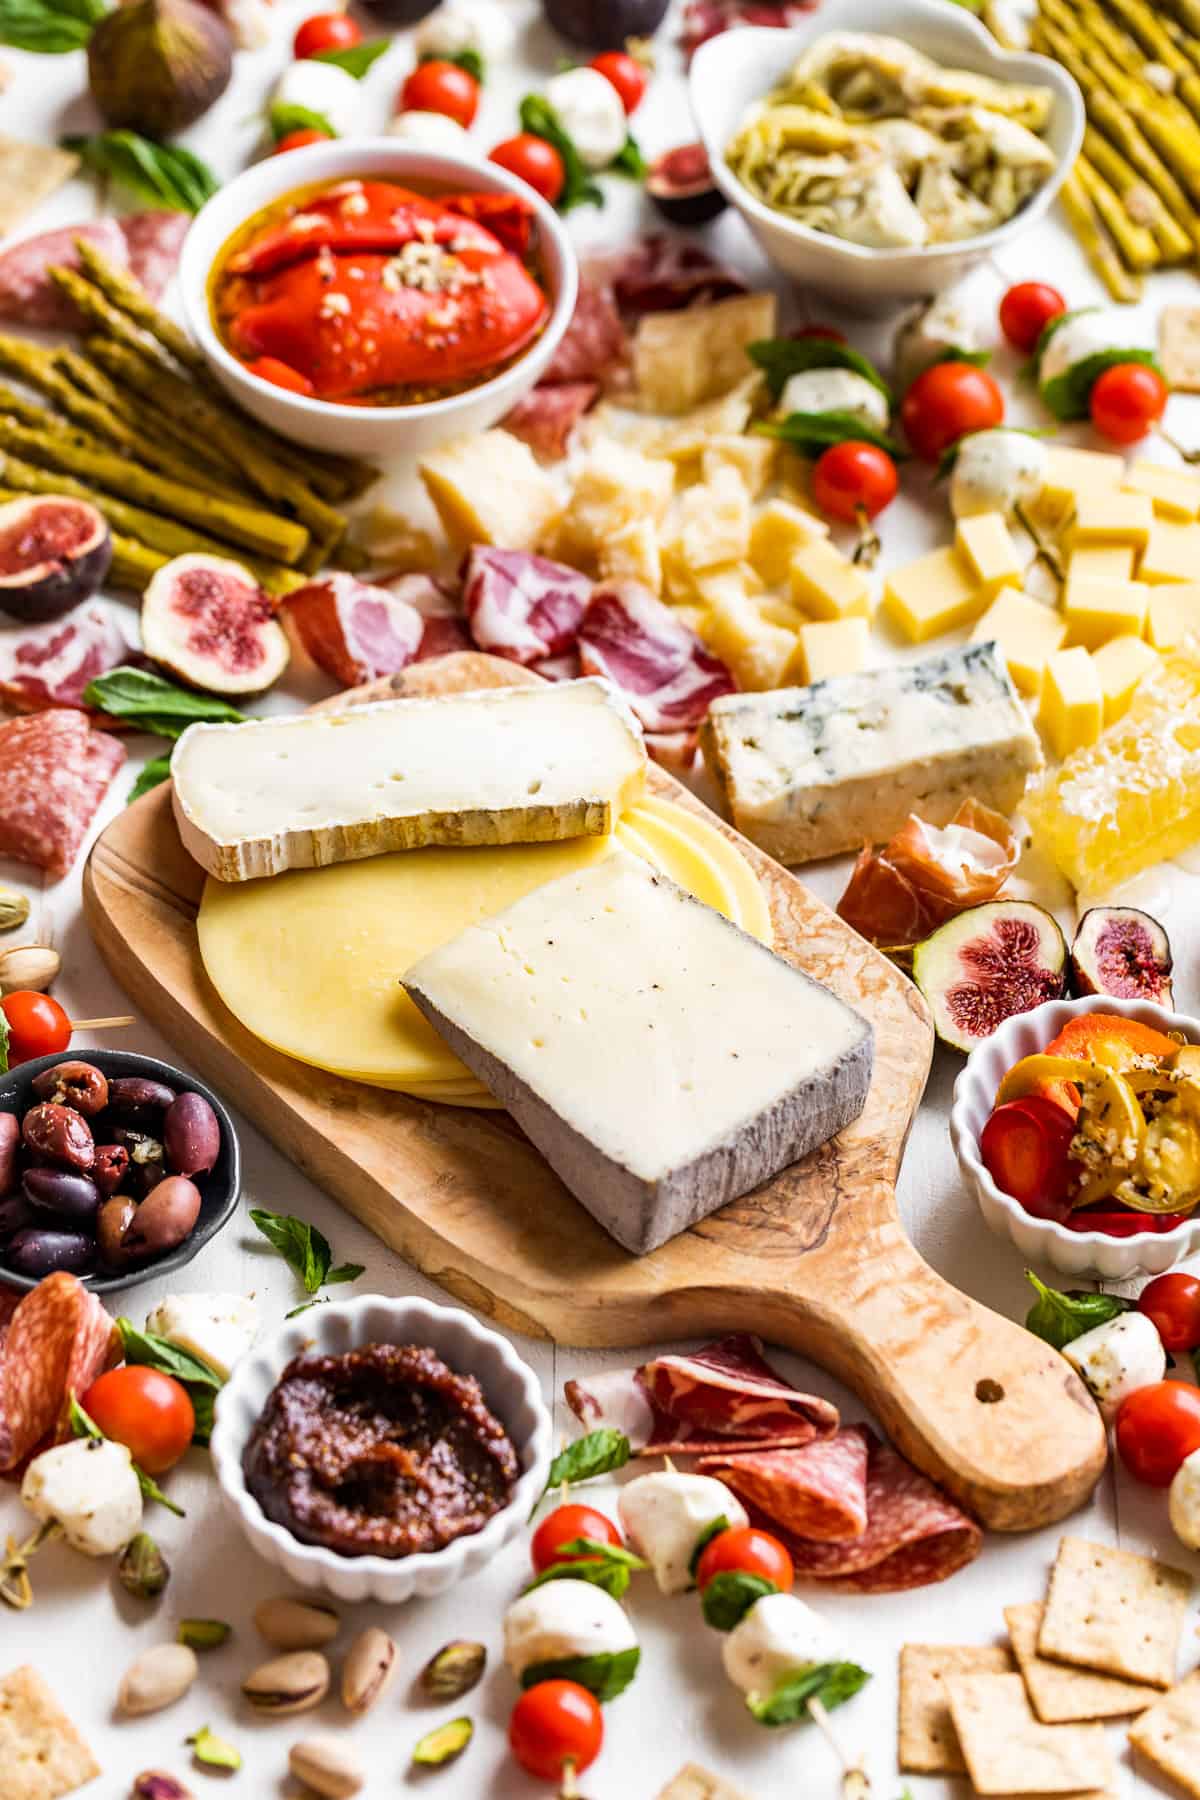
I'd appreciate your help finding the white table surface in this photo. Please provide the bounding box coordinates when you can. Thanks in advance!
[3,5,1200,1796]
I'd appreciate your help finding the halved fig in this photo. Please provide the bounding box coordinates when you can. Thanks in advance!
[647,144,727,227]
[0,496,113,623]
[141,552,290,695]
[1071,906,1174,1006]
[913,900,1068,1052]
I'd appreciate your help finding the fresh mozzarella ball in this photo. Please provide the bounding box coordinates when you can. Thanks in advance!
[387,110,470,146]
[1037,309,1145,388]
[1062,1312,1166,1418]
[776,368,890,433]
[618,1471,749,1596]
[272,60,361,138]
[544,68,627,170]
[503,1580,637,1682]
[145,1292,259,1382]
[1170,1447,1200,1550]
[414,0,516,66]
[21,1438,143,1556]
[893,291,979,394]
[950,427,1048,518]
[722,1592,840,1699]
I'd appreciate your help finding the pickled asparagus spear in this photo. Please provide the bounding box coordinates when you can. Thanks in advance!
[1083,127,1194,259]
[54,348,249,491]
[1103,0,1190,73]
[1076,156,1161,267]
[1060,166,1144,299]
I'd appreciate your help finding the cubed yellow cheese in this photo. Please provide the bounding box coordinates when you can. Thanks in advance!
[1147,581,1200,648]
[1067,542,1136,583]
[632,294,777,413]
[955,513,1024,596]
[1090,635,1160,723]
[702,435,779,498]
[788,539,872,622]
[1063,576,1149,649]
[640,384,759,462]
[792,617,871,684]
[971,589,1068,695]
[882,545,987,644]
[1122,460,1200,520]
[1070,491,1155,549]
[419,431,562,551]
[596,519,662,594]
[673,466,752,571]
[1040,648,1104,760]
[1139,517,1200,584]
[747,499,829,586]
[700,592,797,692]
[1041,445,1125,511]
[562,439,675,559]
[758,594,804,629]
[671,602,709,636]
[693,566,764,610]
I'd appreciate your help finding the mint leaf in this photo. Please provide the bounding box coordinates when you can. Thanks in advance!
[748,337,892,404]
[312,38,388,77]
[522,1646,640,1702]
[326,1261,365,1284]
[747,1660,871,1726]
[1024,1271,1135,1350]
[700,1570,776,1632]
[249,1208,331,1294]
[519,94,602,211]
[536,1429,631,1511]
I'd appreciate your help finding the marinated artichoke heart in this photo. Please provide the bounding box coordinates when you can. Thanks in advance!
[724,30,1056,247]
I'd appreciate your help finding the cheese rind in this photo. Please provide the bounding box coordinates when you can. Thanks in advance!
[700,642,1042,866]
[404,848,873,1255]
[173,679,648,882]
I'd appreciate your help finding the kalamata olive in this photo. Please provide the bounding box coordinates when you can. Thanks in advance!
[0,1194,34,1240]
[107,1076,177,1119]
[0,1113,19,1193]
[119,1175,201,1262]
[92,1143,129,1199]
[23,1166,100,1226]
[4,1227,94,1278]
[22,1102,94,1172]
[96,1195,138,1269]
[31,1060,109,1118]
[163,1092,220,1178]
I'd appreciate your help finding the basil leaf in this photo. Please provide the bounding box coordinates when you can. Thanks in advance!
[755,411,905,460]
[1024,1271,1135,1351]
[519,95,603,211]
[936,347,992,368]
[69,1395,186,1515]
[312,38,389,77]
[326,1261,365,1285]
[556,1537,648,1571]
[63,132,218,213]
[268,101,336,142]
[523,1558,632,1599]
[688,1514,730,1579]
[700,1570,776,1632]
[190,1388,215,1447]
[522,1646,640,1703]
[1041,348,1161,423]
[128,754,174,803]
[747,337,892,404]
[0,0,105,53]
[538,1428,632,1509]
[747,1659,872,1726]
[86,668,247,737]
[419,45,483,79]
[249,1208,332,1294]
[611,133,646,179]
[116,1320,223,1390]
[0,1011,9,1077]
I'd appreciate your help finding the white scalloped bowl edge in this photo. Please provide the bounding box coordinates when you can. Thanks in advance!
[951,994,1200,1281]
[210,1293,553,1603]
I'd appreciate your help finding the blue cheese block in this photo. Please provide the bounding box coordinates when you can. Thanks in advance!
[699,641,1042,866]
[403,847,873,1255]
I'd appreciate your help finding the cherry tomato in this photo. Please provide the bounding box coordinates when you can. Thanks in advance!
[1,991,70,1067]
[293,11,360,59]
[811,440,899,523]
[998,281,1066,354]
[271,128,333,156]
[589,50,648,114]
[82,1366,195,1476]
[489,133,565,205]
[979,1096,1076,1223]
[1089,362,1168,445]
[901,361,1005,462]
[1140,1272,1200,1351]
[400,60,479,128]
[1116,1381,1200,1487]
[695,1525,794,1594]
[531,1503,622,1574]
[509,1681,603,1783]
[244,355,316,395]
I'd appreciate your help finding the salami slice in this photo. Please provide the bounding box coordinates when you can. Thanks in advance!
[0,1274,118,1474]
[503,381,599,460]
[0,603,130,716]
[0,220,129,332]
[680,0,817,60]
[118,211,191,300]
[578,583,736,734]
[0,708,126,878]
[604,236,748,316]
[698,1426,870,1542]
[542,279,627,385]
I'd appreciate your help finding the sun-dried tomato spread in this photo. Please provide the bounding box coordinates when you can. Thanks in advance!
[242,1343,520,1558]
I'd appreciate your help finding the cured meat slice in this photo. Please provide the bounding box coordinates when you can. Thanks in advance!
[644,730,699,772]
[0,603,130,716]
[414,614,473,662]
[284,573,422,688]
[531,650,582,683]
[503,381,599,460]
[698,1426,870,1542]
[578,583,736,733]
[680,0,818,59]
[119,211,190,300]
[543,279,628,385]
[0,220,129,332]
[0,1274,118,1474]
[605,236,748,316]
[837,800,1018,950]
[0,707,125,878]
[464,548,592,666]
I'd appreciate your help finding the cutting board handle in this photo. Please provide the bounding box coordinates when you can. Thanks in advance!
[758,1216,1107,1532]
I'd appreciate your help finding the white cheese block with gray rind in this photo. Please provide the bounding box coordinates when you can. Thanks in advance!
[171,678,647,882]
[404,847,873,1255]
[699,640,1042,867]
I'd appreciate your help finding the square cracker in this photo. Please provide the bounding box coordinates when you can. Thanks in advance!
[1129,1670,1200,1798]
[899,1643,1015,1773]
[0,1665,100,1800]
[1006,1601,1160,1722]
[1161,307,1200,393]
[946,1671,1112,1796]
[656,1769,753,1800]
[0,139,79,238]
[1038,1537,1192,1688]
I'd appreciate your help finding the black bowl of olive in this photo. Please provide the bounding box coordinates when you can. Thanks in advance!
[0,1049,241,1294]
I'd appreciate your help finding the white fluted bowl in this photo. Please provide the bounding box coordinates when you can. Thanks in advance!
[211,1293,552,1603]
[951,994,1200,1281]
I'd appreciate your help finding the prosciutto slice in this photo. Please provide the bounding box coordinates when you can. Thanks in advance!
[0,603,129,716]
[837,800,1018,950]
[284,573,423,688]
[0,1274,118,1474]
[698,1426,870,1542]
[680,0,818,59]
[463,548,592,666]
[578,583,735,734]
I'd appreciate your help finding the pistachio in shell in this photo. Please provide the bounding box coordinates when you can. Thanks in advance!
[87,0,233,138]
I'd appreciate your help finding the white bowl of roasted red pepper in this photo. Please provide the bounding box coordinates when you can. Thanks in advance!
[178,139,580,457]
[951,995,1200,1281]
[0,1048,241,1294]
[210,1292,553,1604]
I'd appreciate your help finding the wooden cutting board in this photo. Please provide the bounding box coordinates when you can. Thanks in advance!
[83,652,1105,1531]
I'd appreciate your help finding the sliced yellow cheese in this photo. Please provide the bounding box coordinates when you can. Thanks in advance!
[955,513,1024,595]
[747,499,828,586]
[788,539,872,622]
[615,817,738,928]
[1040,648,1104,760]
[1067,543,1136,584]
[1069,491,1155,549]
[792,617,870,684]
[1122,461,1200,520]
[633,793,772,947]
[971,589,1068,695]
[1147,581,1200,648]
[1090,635,1160,723]
[1063,576,1149,649]
[1139,517,1200,584]
[419,431,562,551]
[1041,445,1125,513]
[882,545,987,644]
